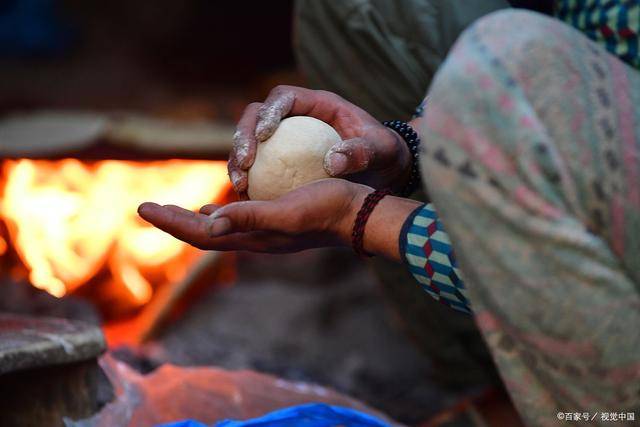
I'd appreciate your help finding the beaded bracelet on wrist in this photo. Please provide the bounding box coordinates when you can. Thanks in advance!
[383,120,422,197]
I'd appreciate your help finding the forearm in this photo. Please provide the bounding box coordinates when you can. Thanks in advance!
[364,195,423,261]
[345,189,423,262]
[343,186,471,314]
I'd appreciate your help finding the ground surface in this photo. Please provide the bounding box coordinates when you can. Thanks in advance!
[143,249,471,425]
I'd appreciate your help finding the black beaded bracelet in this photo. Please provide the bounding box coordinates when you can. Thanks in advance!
[383,120,422,197]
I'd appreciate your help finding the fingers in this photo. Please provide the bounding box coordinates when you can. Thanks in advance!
[163,204,196,216]
[198,204,220,215]
[230,102,263,193]
[323,138,376,176]
[211,200,298,236]
[232,102,262,171]
[232,88,320,193]
[197,204,232,236]
[227,159,248,193]
[202,200,298,237]
[138,202,213,249]
[233,85,358,194]
[140,199,296,244]
[255,88,295,141]
[254,85,348,142]
[137,179,351,253]
[138,202,264,251]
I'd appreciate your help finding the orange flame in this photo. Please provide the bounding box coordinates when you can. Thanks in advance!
[0,159,229,305]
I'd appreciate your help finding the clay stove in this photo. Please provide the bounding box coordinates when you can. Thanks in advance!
[0,111,235,424]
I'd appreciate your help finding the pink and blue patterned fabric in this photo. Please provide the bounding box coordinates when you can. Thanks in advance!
[413,9,640,425]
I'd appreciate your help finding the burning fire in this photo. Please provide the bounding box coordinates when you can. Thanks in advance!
[0,159,229,306]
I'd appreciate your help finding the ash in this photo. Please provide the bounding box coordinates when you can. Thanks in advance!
[144,249,462,424]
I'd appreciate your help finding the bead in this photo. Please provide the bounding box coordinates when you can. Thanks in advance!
[382,119,422,196]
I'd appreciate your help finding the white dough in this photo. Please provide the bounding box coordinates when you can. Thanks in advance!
[247,116,341,200]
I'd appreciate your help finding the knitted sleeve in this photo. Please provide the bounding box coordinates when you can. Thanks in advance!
[555,0,640,69]
[399,203,472,314]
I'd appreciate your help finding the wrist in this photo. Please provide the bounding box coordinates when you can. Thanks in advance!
[341,184,423,260]
[337,183,372,246]
[382,120,422,196]
[361,195,422,259]
[387,128,413,193]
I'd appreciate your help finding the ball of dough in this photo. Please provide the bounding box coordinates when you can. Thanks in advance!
[247,116,341,200]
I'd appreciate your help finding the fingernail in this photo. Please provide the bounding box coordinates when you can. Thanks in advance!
[208,217,232,237]
[324,152,349,176]
[137,202,158,216]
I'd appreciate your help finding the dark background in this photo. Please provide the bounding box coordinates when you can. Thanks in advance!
[0,0,297,118]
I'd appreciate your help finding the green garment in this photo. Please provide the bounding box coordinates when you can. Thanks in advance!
[295,0,510,120]
[294,0,509,389]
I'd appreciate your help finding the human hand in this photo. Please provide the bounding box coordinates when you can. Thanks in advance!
[229,85,411,196]
[137,179,371,253]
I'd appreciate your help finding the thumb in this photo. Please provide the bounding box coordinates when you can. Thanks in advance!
[207,200,283,237]
[323,138,375,177]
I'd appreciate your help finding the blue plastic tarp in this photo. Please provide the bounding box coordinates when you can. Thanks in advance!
[158,403,391,427]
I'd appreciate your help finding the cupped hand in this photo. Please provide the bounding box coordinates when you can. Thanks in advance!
[229,85,411,196]
[137,179,371,253]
